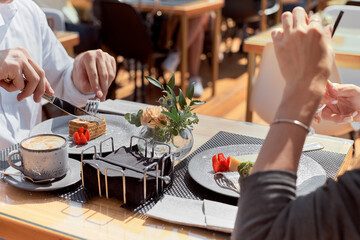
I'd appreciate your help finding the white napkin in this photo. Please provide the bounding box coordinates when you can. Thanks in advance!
[146,195,238,233]
[98,99,149,115]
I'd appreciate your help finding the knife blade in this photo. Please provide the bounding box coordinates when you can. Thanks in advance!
[43,93,103,123]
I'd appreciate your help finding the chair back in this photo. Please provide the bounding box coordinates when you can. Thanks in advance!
[346,0,360,6]
[323,5,360,118]
[42,8,66,32]
[323,5,360,29]
[99,0,154,63]
[250,43,354,136]
[222,0,279,22]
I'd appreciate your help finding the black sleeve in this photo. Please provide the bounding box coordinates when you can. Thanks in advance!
[231,169,360,240]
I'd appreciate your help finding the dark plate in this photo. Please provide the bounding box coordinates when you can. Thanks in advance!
[188,144,327,198]
[30,114,140,155]
[3,158,81,191]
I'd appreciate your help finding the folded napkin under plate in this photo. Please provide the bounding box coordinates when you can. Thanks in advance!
[146,194,238,233]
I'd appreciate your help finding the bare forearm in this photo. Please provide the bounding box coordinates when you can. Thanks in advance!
[252,84,320,173]
[252,123,308,173]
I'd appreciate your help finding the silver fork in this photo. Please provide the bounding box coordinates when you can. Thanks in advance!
[214,172,240,194]
[85,99,100,115]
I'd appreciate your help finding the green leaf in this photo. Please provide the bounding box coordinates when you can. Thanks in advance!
[187,82,195,100]
[171,128,178,136]
[180,112,192,120]
[171,105,179,119]
[161,111,178,122]
[145,76,163,89]
[190,100,206,106]
[167,85,178,111]
[124,113,131,122]
[237,161,254,177]
[168,73,175,90]
[137,109,143,118]
[160,120,167,126]
[178,89,187,109]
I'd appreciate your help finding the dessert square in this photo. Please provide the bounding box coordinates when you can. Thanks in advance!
[69,117,106,140]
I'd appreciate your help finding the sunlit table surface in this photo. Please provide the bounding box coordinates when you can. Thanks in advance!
[0,99,354,239]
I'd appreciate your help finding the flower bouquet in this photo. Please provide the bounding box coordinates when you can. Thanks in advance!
[125,74,205,160]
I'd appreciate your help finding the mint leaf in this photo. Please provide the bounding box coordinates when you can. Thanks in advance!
[179,89,187,109]
[168,73,175,90]
[190,100,206,106]
[167,85,178,111]
[187,82,195,100]
[145,76,163,89]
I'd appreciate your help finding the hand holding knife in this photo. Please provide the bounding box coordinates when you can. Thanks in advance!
[42,93,103,123]
[3,77,102,123]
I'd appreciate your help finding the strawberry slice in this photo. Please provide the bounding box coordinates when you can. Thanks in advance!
[84,129,90,141]
[77,133,88,145]
[73,132,80,144]
[78,127,85,135]
[212,155,220,173]
[212,153,230,173]
[73,129,89,145]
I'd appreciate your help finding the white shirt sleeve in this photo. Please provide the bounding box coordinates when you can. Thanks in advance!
[38,8,93,107]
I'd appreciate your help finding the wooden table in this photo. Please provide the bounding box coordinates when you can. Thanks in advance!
[243,25,360,122]
[0,99,354,239]
[56,31,80,56]
[71,0,224,96]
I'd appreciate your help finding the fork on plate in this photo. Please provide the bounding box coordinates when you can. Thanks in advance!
[85,99,100,115]
[214,172,240,194]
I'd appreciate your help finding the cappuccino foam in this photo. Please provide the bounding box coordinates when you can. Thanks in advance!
[22,135,65,150]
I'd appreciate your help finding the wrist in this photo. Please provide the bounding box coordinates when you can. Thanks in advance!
[276,82,323,126]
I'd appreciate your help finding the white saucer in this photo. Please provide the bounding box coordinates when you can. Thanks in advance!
[3,158,81,191]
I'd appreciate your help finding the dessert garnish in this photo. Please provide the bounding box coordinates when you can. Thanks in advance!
[73,127,90,145]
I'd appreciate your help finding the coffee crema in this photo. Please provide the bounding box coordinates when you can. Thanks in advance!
[22,135,65,150]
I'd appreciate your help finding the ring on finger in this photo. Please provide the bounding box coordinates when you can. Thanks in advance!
[3,77,13,84]
[310,18,321,23]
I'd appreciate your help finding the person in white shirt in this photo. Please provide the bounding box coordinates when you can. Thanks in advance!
[0,0,116,149]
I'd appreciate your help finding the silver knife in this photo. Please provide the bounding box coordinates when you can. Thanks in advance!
[302,142,324,152]
[43,93,103,123]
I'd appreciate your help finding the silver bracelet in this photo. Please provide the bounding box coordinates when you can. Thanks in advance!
[271,118,314,135]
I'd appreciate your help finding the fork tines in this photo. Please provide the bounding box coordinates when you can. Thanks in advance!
[85,99,100,115]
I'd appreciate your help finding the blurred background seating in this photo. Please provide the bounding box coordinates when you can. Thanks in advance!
[35,0,100,55]
[37,0,360,143]
[222,0,280,53]
[98,0,167,102]
[42,8,66,32]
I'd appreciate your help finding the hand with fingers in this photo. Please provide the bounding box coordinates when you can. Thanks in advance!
[315,81,360,123]
[0,47,54,103]
[71,49,116,102]
[270,7,334,126]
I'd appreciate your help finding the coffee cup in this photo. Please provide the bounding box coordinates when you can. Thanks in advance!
[7,134,68,181]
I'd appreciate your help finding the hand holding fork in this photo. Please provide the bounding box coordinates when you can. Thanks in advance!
[315,80,360,124]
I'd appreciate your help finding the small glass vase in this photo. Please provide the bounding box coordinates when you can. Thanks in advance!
[137,126,194,161]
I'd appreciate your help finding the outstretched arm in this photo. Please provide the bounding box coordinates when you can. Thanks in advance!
[232,7,347,239]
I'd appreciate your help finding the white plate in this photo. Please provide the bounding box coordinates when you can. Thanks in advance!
[3,158,81,191]
[188,144,327,198]
[30,114,140,155]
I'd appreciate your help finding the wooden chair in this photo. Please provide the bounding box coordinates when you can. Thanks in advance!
[99,0,166,102]
[222,0,281,52]
[42,8,66,32]
[346,0,360,6]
